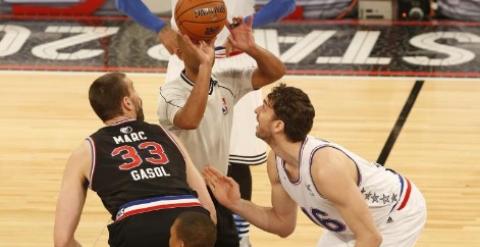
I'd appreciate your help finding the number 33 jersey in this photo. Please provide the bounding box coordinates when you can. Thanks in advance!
[87,120,195,219]
[276,136,407,237]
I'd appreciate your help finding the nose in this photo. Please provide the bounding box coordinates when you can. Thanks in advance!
[254,106,261,114]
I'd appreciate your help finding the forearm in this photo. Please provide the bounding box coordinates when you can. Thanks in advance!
[230,199,294,237]
[187,165,216,218]
[354,234,382,247]
[251,0,296,27]
[174,65,212,129]
[54,238,81,247]
[247,45,285,88]
[116,0,165,32]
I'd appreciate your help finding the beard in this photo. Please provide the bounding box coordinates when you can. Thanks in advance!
[255,126,272,144]
[136,107,145,121]
[133,98,145,121]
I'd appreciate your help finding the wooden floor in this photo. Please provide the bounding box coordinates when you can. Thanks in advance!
[1,71,479,246]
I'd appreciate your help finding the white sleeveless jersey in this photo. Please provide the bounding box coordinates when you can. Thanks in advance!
[170,0,255,46]
[276,136,408,237]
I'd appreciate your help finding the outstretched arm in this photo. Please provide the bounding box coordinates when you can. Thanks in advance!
[203,151,297,237]
[251,0,296,27]
[115,0,178,54]
[311,148,382,247]
[54,141,91,247]
[228,17,286,89]
[116,0,165,32]
[172,36,215,129]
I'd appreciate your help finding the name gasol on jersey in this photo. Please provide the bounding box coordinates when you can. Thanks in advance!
[130,167,171,181]
[113,131,147,144]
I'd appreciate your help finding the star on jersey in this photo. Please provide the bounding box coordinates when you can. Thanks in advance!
[381,194,390,203]
[391,193,398,202]
[371,193,380,203]
[363,189,397,205]
[365,191,372,200]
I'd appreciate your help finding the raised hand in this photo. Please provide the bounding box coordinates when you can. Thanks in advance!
[179,34,215,66]
[227,16,255,53]
[202,166,241,209]
[158,24,179,55]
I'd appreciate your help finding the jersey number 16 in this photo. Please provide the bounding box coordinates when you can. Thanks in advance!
[301,207,346,232]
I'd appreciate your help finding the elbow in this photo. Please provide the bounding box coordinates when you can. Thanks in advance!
[373,233,383,246]
[272,63,287,82]
[277,230,293,238]
[276,224,295,238]
[360,232,382,247]
[174,116,201,130]
[54,235,72,247]
[176,121,200,130]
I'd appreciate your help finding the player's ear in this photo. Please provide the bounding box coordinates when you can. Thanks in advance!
[273,119,284,134]
[122,96,134,111]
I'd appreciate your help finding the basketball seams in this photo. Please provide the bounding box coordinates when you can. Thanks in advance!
[175,1,226,21]
[175,0,227,41]
[179,19,226,25]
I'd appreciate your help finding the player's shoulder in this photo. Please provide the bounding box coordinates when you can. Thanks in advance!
[266,150,280,177]
[68,140,93,173]
[162,74,189,88]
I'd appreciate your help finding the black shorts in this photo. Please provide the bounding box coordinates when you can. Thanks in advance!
[210,188,240,247]
[107,206,208,247]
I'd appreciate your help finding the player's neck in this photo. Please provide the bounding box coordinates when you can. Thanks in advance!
[270,138,303,167]
[105,115,136,126]
[184,67,199,83]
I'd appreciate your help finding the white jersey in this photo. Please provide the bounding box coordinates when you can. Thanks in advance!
[166,0,267,165]
[276,136,410,237]
[158,68,254,175]
[170,0,255,46]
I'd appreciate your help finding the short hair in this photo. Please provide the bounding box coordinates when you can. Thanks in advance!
[89,72,129,122]
[175,211,216,247]
[267,83,315,142]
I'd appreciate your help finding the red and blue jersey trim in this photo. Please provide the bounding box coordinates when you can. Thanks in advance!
[115,195,202,221]
[395,175,412,211]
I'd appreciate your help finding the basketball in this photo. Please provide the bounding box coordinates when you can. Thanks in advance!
[174,0,227,42]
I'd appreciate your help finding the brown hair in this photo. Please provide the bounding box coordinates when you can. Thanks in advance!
[267,83,315,142]
[175,211,216,247]
[88,72,129,122]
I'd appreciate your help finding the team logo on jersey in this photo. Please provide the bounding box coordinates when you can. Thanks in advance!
[120,126,133,134]
[221,97,228,114]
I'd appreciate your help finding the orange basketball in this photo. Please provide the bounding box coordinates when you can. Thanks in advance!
[174,0,227,42]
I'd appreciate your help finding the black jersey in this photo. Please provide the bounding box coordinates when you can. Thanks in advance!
[87,120,195,218]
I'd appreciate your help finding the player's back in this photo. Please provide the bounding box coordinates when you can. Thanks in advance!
[87,119,195,219]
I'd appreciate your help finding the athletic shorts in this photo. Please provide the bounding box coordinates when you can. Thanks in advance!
[107,195,209,247]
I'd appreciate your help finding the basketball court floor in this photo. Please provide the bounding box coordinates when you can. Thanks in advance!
[1,11,480,247]
[0,71,479,247]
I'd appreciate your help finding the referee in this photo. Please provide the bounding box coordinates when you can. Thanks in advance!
[157,17,285,247]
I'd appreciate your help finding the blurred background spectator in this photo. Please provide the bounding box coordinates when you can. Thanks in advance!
[255,0,358,19]
[436,0,480,21]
